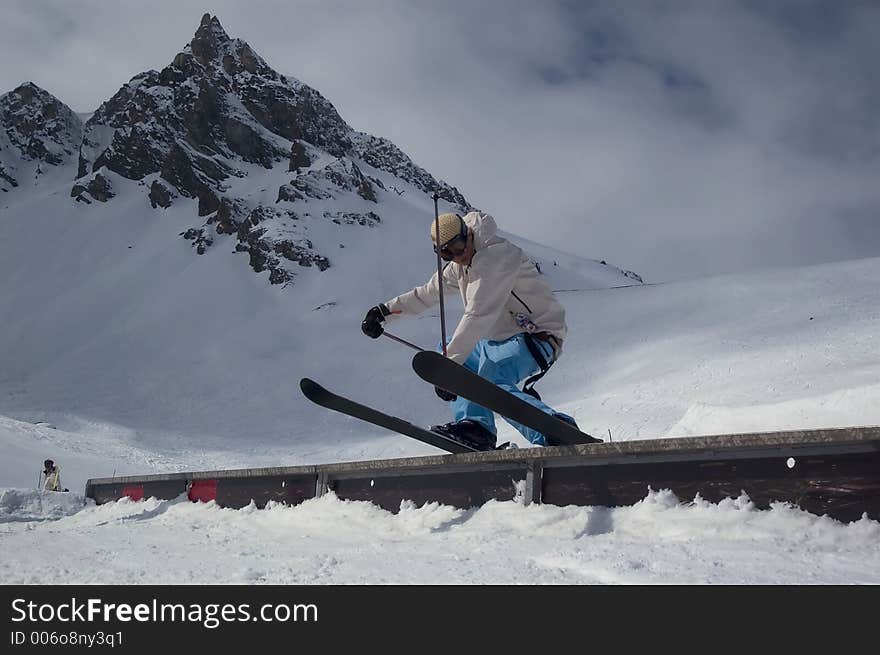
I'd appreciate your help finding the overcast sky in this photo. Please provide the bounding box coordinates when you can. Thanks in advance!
[2,0,878,281]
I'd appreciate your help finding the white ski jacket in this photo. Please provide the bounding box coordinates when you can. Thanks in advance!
[384,212,567,364]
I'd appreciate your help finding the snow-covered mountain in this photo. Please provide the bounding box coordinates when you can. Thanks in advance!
[2,14,634,290]
[69,13,472,286]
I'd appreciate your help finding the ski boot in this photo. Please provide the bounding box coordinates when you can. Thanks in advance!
[430,419,497,451]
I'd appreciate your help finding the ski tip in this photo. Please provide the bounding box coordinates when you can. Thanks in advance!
[300,378,321,395]
[411,349,445,375]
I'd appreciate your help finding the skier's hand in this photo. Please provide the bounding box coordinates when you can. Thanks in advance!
[434,386,457,402]
[361,304,390,339]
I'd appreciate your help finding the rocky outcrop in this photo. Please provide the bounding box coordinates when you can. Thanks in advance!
[289,140,312,172]
[149,180,174,208]
[324,158,377,202]
[351,132,469,209]
[180,227,213,255]
[233,207,330,285]
[276,158,379,205]
[323,211,381,227]
[0,165,16,190]
[71,172,115,203]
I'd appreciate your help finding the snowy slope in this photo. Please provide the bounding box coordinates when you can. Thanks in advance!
[556,256,880,441]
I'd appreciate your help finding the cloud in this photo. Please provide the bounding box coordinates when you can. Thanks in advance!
[2,0,878,280]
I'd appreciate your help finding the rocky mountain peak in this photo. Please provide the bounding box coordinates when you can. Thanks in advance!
[67,14,470,285]
[0,82,82,191]
[189,14,233,64]
[76,14,358,193]
[1,82,82,158]
[185,13,270,80]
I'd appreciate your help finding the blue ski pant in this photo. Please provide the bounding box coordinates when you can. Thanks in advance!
[440,333,575,446]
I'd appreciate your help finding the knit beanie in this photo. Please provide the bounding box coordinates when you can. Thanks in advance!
[430,213,466,247]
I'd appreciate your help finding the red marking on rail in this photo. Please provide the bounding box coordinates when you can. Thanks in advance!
[121,485,144,501]
[188,479,218,503]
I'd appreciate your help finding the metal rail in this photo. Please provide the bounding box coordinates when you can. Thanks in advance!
[86,426,880,523]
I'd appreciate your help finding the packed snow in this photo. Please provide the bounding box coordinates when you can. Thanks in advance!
[1,147,879,584]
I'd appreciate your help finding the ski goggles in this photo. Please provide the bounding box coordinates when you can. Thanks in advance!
[434,233,468,261]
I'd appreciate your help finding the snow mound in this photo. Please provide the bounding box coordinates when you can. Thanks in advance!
[0,488,89,522]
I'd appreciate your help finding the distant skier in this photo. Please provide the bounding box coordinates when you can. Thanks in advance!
[41,459,67,492]
[361,211,577,449]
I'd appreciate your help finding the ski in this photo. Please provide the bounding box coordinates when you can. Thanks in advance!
[300,378,486,454]
[411,351,603,446]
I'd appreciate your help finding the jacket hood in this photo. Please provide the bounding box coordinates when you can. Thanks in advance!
[463,211,498,250]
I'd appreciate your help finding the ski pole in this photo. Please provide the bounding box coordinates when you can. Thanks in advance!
[382,331,425,352]
[433,192,448,356]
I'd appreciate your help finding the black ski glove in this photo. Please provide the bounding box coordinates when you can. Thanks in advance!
[434,386,457,402]
[361,304,391,339]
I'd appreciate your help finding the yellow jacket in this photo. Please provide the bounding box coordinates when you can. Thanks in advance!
[43,467,61,492]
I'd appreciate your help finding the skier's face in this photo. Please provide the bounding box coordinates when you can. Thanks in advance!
[435,233,466,260]
[436,232,474,265]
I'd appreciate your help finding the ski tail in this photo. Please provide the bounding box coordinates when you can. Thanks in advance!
[300,378,480,454]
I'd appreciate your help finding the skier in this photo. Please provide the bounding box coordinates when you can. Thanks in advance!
[41,459,66,492]
[361,211,578,449]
